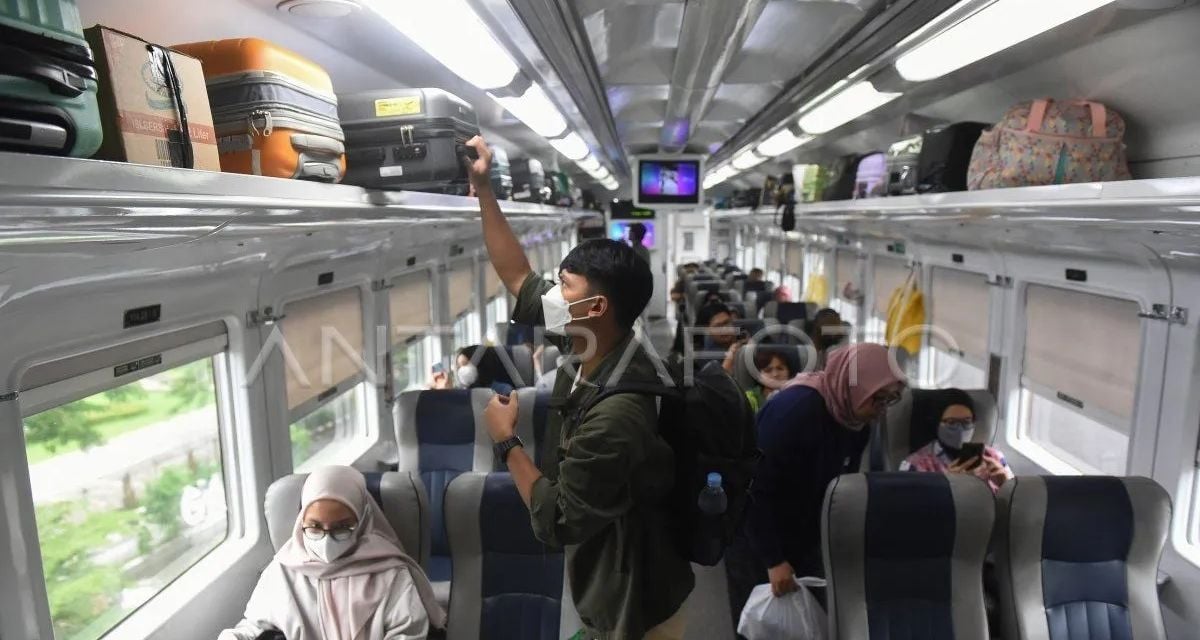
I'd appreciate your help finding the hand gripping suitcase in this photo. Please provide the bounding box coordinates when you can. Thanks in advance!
[0,0,102,157]
[512,157,548,203]
[490,145,513,199]
[916,122,987,193]
[172,38,346,182]
[339,88,480,192]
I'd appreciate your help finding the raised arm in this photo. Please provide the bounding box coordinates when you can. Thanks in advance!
[465,136,533,297]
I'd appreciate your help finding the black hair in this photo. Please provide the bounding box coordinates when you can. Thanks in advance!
[696,301,732,328]
[629,222,647,241]
[559,238,652,330]
[812,307,841,323]
[749,268,764,277]
[753,349,795,377]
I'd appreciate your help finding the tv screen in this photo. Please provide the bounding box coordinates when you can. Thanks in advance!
[609,221,656,250]
[637,159,701,205]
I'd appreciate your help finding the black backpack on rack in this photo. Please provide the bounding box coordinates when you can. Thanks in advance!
[575,360,758,566]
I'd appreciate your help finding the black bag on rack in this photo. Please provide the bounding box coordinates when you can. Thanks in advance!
[821,154,861,201]
[339,88,480,192]
[917,122,988,193]
[511,157,548,203]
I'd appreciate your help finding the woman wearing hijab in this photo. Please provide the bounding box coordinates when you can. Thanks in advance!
[725,343,906,628]
[219,466,445,640]
[899,388,1013,494]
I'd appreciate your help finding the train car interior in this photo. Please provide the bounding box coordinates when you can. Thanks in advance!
[3,0,1200,639]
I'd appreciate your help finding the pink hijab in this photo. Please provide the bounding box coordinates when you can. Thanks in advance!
[783,343,904,426]
[276,466,446,637]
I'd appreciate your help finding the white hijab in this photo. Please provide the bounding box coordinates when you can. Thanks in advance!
[275,466,446,637]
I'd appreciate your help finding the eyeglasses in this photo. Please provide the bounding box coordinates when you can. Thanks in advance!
[940,418,975,429]
[870,389,903,407]
[302,525,357,542]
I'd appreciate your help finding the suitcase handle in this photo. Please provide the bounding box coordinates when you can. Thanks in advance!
[0,41,88,98]
[291,133,345,157]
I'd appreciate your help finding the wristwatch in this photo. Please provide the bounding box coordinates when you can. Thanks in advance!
[494,435,524,464]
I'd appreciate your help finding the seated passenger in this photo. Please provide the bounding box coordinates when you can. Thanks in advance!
[728,344,904,619]
[743,350,795,412]
[220,466,443,640]
[696,301,744,372]
[899,389,1013,494]
[748,268,764,283]
[806,308,847,368]
[429,346,510,392]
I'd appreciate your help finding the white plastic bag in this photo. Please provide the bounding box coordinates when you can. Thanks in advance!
[737,577,828,640]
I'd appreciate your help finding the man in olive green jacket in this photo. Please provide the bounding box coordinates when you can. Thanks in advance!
[464,137,694,640]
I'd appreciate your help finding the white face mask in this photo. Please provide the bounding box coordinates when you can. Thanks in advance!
[938,421,976,450]
[541,284,600,335]
[455,363,478,388]
[304,534,356,563]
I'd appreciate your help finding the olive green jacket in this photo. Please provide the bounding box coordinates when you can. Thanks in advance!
[512,272,694,639]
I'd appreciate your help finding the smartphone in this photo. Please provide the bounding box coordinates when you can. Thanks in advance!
[431,362,445,375]
[956,442,985,467]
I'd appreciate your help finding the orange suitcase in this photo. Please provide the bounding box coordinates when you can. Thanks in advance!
[172,38,345,182]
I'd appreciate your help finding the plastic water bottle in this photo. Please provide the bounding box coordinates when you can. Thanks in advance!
[698,472,728,516]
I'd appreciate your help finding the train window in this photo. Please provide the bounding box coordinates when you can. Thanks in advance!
[832,250,861,331]
[1018,285,1143,475]
[281,287,369,468]
[485,295,509,345]
[868,256,910,345]
[923,268,991,388]
[768,240,784,284]
[448,262,476,321]
[389,272,435,394]
[22,350,227,640]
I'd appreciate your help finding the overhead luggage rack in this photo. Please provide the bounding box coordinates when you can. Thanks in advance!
[0,151,592,221]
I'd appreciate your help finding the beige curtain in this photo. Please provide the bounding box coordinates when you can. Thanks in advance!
[390,271,432,345]
[282,287,364,410]
[930,268,990,362]
[836,250,860,301]
[786,243,804,278]
[448,263,476,318]
[1023,285,1141,419]
[872,256,910,317]
[484,263,503,299]
[768,241,784,271]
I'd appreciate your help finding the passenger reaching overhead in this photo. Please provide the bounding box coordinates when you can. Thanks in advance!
[464,137,694,640]
[726,344,904,625]
[218,466,443,640]
[899,388,1013,494]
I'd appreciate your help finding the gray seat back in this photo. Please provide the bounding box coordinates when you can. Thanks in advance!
[883,388,998,471]
[823,473,993,640]
[445,472,581,640]
[264,471,431,568]
[995,476,1170,640]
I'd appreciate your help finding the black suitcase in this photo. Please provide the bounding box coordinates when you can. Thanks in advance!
[822,154,861,201]
[887,135,923,196]
[916,122,988,193]
[338,88,480,192]
[489,145,513,200]
[511,157,547,203]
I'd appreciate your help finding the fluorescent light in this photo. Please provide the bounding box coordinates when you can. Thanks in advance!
[489,84,568,138]
[588,166,611,181]
[798,81,901,134]
[732,150,767,171]
[364,0,519,90]
[601,177,619,190]
[576,155,600,172]
[550,132,590,160]
[756,129,814,157]
[895,0,1112,82]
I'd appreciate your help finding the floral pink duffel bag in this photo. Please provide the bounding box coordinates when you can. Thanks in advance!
[967,98,1132,190]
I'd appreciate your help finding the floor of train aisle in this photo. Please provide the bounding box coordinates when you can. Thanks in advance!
[639,314,738,639]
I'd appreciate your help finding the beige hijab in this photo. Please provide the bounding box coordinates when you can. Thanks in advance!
[275,466,446,637]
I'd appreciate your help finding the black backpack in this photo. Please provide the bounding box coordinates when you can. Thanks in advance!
[577,360,758,566]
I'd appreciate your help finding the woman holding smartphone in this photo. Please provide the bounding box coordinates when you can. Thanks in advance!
[898,388,1013,494]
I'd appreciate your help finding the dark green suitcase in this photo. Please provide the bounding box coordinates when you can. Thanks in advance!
[0,0,102,157]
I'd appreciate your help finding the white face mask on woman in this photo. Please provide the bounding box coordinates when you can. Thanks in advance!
[540,284,600,335]
[455,363,478,388]
[304,534,356,563]
[937,420,976,450]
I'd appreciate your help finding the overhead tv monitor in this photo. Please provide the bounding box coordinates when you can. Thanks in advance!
[634,156,704,208]
[609,221,656,249]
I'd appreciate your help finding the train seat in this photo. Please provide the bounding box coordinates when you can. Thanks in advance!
[263,471,431,569]
[995,476,1170,640]
[823,473,994,640]
[445,472,580,640]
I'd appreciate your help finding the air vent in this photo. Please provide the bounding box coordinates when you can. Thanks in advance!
[276,0,360,19]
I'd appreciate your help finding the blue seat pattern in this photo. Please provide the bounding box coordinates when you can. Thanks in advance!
[416,390,477,581]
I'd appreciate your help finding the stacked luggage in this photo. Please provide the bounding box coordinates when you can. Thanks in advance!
[0,0,102,157]
[512,157,548,203]
[490,145,513,199]
[173,38,345,182]
[339,88,480,193]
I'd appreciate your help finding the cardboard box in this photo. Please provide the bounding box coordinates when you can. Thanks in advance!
[85,26,220,170]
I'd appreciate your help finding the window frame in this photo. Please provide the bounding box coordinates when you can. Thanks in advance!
[17,326,243,640]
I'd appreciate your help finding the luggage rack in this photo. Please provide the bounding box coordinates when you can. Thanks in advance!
[0,152,593,222]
